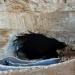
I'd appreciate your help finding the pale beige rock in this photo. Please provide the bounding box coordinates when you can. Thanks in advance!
[0,0,75,58]
[0,1,74,75]
[63,0,75,11]
[4,0,64,12]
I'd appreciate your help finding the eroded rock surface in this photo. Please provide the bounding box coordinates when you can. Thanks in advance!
[0,0,75,58]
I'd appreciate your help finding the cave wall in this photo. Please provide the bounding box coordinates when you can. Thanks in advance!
[0,0,75,58]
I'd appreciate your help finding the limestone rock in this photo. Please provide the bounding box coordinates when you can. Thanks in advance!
[0,0,75,58]
[0,0,64,13]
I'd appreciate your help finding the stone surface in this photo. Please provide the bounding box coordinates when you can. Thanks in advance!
[0,0,75,58]
[0,0,74,74]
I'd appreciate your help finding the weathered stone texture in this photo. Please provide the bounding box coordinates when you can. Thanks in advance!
[0,0,75,58]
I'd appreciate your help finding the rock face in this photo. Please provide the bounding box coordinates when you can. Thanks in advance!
[0,0,75,58]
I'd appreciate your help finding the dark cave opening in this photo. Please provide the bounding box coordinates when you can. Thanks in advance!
[12,32,67,60]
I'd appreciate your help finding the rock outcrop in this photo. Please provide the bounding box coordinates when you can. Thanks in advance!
[0,0,75,58]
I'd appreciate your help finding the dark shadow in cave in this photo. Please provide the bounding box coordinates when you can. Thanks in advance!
[12,32,67,60]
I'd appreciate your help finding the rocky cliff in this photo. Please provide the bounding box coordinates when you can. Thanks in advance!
[0,0,75,58]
